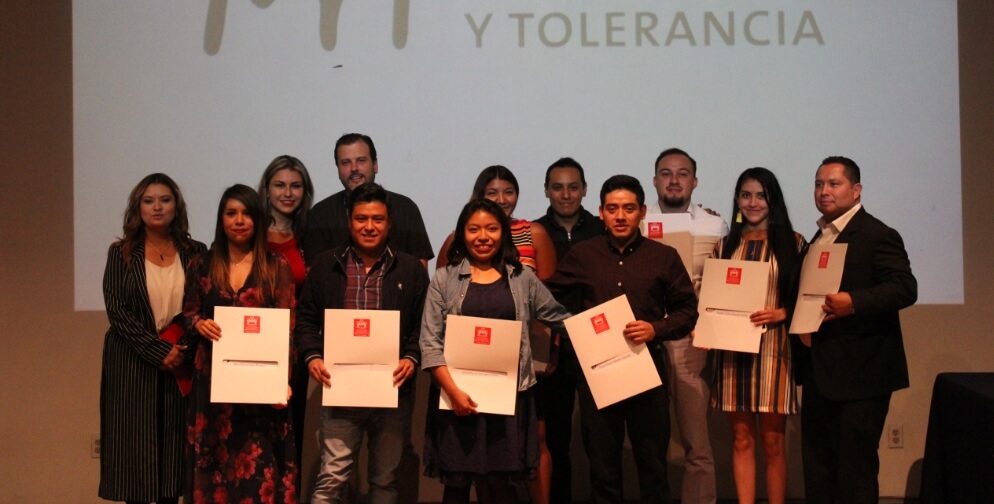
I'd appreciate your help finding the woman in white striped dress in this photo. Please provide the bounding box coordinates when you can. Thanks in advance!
[99,173,205,503]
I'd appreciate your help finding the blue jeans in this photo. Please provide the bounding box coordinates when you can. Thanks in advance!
[311,394,414,504]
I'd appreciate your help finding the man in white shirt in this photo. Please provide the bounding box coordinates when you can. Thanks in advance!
[646,147,727,504]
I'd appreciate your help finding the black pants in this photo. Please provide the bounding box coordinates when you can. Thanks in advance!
[801,379,891,504]
[576,360,672,504]
[541,345,581,503]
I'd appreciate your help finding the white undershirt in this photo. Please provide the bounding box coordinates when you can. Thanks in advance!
[145,258,185,331]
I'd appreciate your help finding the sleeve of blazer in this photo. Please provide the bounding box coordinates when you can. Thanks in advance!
[849,222,917,315]
[294,255,330,364]
[103,245,173,366]
[400,258,430,364]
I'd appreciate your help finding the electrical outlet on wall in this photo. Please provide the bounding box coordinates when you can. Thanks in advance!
[91,434,101,458]
[887,424,903,449]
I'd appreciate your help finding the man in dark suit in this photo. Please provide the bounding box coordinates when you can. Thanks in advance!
[800,156,917,504]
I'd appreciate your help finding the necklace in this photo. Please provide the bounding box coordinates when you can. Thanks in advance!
[270,216,293,232]
[230,251,253,268]
[146,238,173,261]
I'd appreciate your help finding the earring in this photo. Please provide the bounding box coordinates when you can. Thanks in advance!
[735,211,742,224]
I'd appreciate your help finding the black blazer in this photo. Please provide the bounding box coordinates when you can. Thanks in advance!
[801,207,917,401]
[104,241,207,363]
[99,239,205,500]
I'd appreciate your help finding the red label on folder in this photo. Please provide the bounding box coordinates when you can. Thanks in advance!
[353,318,371,337]
[818,251,831,269]
[647,221,663,239]
[244,316,260,333]
[726,267,742,285]
[474,326,491,345]
[591,313,610,334]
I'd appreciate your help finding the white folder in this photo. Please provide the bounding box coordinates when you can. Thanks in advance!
[323,309,400,408]
[441,315,522,415]
[211,306,291,404]
[642,213,694,277]
[694,259,771,354]
[789,243,848,334]
[565,294,662,409]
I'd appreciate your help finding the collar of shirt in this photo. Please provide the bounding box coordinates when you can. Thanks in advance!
[815,202,862,244]
[604,231,645,257]
[344,245,392,311]
[345,244,394,273]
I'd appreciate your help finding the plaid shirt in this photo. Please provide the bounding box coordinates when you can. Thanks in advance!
[343,246,391,310]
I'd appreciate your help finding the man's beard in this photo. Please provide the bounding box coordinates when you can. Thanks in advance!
[662,194,688,209]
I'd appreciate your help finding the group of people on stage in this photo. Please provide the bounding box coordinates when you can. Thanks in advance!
[98,133,917,504]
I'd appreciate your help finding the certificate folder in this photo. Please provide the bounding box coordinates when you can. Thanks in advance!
[564,295,662,409]
[211,306,291,404]
[642,213,693,277]
[440,314,522,416]
[789,243,848,334]
[323,309,401,408]
[694,259,770,354]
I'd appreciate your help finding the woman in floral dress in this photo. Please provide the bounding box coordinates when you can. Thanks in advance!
[183,184,298,504]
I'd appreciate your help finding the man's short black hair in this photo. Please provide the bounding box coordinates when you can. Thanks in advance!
[335,133,377,164]
[654,147,697,176]
[600,175,645,206]
[544,157,587,188]
[348,182,391,216]
[820,155,861,184]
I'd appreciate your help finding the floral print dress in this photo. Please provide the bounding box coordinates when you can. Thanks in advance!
[183,252,298,504]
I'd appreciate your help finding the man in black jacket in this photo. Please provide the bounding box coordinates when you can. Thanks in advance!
[800,156,917,504]
[295,182,429,504]
[532,156,604,503]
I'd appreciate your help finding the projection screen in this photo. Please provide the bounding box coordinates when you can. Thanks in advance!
[74,1,962,309]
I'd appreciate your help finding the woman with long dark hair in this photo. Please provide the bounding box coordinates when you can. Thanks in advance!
[710,167,805,504]
[99,173,205,504]
[420,199,570,504]
[183,184,298,503]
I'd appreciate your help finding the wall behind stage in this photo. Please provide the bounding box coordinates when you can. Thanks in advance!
[1,1,991,502]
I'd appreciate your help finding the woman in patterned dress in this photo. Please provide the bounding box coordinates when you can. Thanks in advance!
[710,167,805,504]
[183,184,298,504]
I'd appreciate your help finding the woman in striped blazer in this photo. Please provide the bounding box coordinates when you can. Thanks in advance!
[99,173,205,504]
